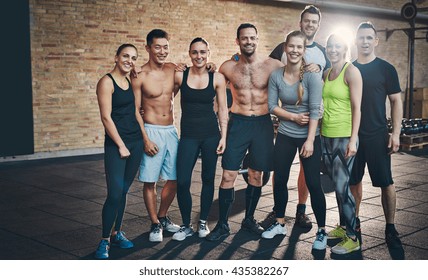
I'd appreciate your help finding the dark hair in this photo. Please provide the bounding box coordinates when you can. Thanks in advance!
[189,37,209,51]
[146,29,169,46]
[236,23,258,39]
[357,21,377,36]
[300,5,321,22]
[116,43,137,56]
[284,30,307,106]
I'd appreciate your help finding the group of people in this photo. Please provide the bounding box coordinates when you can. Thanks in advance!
[94,5,404,259]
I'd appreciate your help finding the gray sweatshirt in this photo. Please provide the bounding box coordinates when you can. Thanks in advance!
[268,67,323,138]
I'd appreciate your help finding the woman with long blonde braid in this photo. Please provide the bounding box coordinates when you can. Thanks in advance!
[263,30,327,251]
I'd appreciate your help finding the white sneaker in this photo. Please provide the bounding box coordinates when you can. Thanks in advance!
[312,228,327,250]
[159,216,180,233]
[198,221,210,238]
[261,222,287,239]
[149,223,163,242]
[172,225,194,241]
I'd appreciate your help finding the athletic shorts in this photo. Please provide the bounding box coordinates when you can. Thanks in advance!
[349,131,394,188]
[222,113,274,172]
[138,124,179,182]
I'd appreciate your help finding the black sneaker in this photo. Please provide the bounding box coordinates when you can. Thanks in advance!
[386,229,403,250]
[241,217,264,234]
[260,210,276,229]
[295,212,312,229]
[206,222,230,241]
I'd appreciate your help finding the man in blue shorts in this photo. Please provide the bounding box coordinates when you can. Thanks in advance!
[132,29,181,242]
[206,23,283,241]
[350,22,404,252]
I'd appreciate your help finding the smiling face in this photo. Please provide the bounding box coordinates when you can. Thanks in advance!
[236,27,258,57]
[146,37,169,65]
[299,12,320,41]
[326,34,348,64]
[284,35,306,65]
[189,41,209,69]
[115,46,138,74]
[355,27,378,57]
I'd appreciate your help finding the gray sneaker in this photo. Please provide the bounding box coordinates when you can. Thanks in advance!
[172,225,194,241]
[149,223,163,242]
[261,222,287,239]
[198,221,210,238]
[159,216,180,233]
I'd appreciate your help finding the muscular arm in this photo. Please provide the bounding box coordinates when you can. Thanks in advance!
[96,76,129,158]
[388,92,403,153]
[345,64,363,158]
[214,72,228,154]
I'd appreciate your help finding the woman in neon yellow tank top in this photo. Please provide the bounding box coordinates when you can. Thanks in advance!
[321,34,363,255]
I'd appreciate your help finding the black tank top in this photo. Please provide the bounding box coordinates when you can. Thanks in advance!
[180,68,220,138]
[104,73,142,145]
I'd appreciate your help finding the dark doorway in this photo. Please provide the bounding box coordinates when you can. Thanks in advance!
[0,0,34,157]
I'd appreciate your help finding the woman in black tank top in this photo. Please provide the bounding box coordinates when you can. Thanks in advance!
[94,44,144,259]
[171,38,229,241]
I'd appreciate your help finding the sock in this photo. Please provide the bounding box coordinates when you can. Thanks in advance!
[219,188,234,224]
[296,204,306,214]
[245,184,261,219]
[386,223,396,233]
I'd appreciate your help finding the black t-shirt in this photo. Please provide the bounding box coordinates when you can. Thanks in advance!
[353,57,401,137]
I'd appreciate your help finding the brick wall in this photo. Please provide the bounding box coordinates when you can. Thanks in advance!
[29,0,428,154]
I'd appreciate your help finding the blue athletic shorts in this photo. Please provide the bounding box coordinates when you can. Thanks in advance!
[138,124,179,182]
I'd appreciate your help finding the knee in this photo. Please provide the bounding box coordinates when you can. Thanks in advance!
[221,171,237,187]
[248,169,262,186]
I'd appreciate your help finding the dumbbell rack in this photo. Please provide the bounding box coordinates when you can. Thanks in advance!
[400,133,428,151]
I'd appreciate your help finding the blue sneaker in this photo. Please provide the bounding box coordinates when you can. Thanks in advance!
[111,231,134,249]
[94,239,109,259]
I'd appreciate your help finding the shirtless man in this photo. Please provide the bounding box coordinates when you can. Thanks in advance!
[206,23,283,241]
[132,29,180,242]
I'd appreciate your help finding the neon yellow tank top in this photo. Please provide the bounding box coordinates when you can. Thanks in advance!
[321,63,352,137]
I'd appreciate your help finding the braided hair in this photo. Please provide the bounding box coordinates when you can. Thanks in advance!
[296,58,306,106]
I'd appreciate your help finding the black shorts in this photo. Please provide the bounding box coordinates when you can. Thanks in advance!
[222,113,274,172]
[350,131,394,188]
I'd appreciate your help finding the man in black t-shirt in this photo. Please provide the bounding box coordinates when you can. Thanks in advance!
[350,22,404,254]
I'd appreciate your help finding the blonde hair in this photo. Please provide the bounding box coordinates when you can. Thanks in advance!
[297,58,306,105]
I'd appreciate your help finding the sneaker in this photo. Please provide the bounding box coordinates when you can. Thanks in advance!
[385,229,403,250]
[172,225,194,241]
[327,225,347,240]
[295,212,312,228]
[241,217,264,235]
[159,216,180,233]
[198,221,210,238]
[260,210,277,229]
[111,231,134,249]
[261,222,287,239]
[331,235,360,254]
[94,239,109,259]
[149,223,163,242]
[313,229,327,250]
[206,222,230,241]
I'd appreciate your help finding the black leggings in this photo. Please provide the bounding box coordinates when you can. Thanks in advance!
[273,133,326,227]
[176,135,219,226]
[102,140,143,238]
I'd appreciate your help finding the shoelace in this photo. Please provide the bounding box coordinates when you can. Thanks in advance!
[199,223,207,230]
[316,231,326,241]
